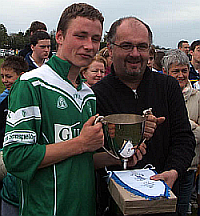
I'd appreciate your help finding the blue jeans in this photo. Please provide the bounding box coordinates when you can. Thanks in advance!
[1,200,18,216]
[176,170,195,216]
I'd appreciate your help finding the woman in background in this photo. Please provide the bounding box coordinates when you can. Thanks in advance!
[80,55,107,87]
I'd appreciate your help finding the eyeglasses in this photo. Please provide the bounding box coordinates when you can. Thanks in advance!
[112,42,150,52]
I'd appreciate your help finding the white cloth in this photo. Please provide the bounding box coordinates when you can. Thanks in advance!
[110,168,169,199]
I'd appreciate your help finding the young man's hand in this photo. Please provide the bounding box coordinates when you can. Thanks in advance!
[79,115,104,152]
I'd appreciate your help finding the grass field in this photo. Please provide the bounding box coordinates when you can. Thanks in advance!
[0,58,5,94]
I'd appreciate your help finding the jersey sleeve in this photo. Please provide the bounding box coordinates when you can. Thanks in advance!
[3,79,46,182]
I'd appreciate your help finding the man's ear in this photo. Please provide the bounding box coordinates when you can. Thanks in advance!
[82,71,87,79]
[56,30,64,46]
[190,50,193,56]
[31,44,34,51]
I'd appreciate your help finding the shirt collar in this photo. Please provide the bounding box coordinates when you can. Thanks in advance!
[46,55,83,90]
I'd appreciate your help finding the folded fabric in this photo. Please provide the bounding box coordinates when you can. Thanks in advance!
[109,168,170,200]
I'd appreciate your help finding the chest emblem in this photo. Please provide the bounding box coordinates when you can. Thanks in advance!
[57,96,68,110]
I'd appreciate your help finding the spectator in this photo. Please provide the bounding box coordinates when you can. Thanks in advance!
[162,49,200,216]
[0,56,28,148]
[80,54,107,87]
[92,16,195,216]
[147,45,156,70]
[189,40,200,85]
[19,21,47,58]
[153,50,165,73]
[25,31,51,71]
[194,80,200,90]
[0,56,28,216]
[99,47,112,75]
[178,40,190,56]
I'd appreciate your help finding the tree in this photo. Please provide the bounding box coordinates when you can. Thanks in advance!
[50,30,56,51]
[0,24,8,49]
[8,32,25,50]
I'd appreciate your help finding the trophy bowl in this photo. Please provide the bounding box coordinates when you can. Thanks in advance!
[95,113,146,169]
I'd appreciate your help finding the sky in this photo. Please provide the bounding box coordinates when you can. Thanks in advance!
[1,0,200,49]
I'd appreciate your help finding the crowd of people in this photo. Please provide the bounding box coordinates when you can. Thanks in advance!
[0,2,200,216]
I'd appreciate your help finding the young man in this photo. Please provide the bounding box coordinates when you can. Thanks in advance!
[92,17,195,215]
[178,40,190,56]
[189,40,200,85]
[3,3,105,216]
[25,31,51,71]
[19,21,47,58]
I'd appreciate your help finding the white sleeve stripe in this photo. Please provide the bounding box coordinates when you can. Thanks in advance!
[7,106,41,127]
[3,130,37,147]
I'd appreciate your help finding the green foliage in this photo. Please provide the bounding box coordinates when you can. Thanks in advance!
[0,24,8,49]
[0,23,57,51]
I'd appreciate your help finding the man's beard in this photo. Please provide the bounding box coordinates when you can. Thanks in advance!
[124,56,146,77]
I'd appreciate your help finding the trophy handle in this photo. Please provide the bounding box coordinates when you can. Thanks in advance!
[94,115,121,160]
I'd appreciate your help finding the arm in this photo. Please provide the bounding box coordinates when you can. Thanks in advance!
[3,79,104,181]
[39,116,104,168]
[150,169,178,189]
[190,119,200,145]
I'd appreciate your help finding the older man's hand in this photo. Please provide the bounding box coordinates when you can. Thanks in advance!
[144,115,165,140]
[127,142,147,167]
[150,169,178,189]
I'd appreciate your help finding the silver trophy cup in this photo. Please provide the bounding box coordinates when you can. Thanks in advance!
[95,113,148,169]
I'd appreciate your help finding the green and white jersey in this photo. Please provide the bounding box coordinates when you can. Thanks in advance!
[3,56,97,216]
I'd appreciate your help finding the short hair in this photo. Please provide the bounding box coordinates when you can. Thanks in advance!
[1,56,29,75]
[177,40,189,49]
[57,3,104,36]
[107,17,153,45]
[80,54,107,75]
[30,31,50,46]
[154,50,165,71]
[162,49,190,74]
[29,21,47,34]
[149,45,156,57]
[190,40,200,52]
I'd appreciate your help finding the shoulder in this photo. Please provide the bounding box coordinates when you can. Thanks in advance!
[193,88,200,99]
[92,73,116,90]
[145,69,179,88]
[9,65,54,95]
[20,64,53,81]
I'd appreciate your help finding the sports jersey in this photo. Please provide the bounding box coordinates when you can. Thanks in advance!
[3,55,96,216]
[189,62,200,85]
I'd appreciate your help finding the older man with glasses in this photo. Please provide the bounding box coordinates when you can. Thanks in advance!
[92,16,195,216]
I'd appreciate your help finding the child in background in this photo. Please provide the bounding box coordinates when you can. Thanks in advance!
[0,56,28,216]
